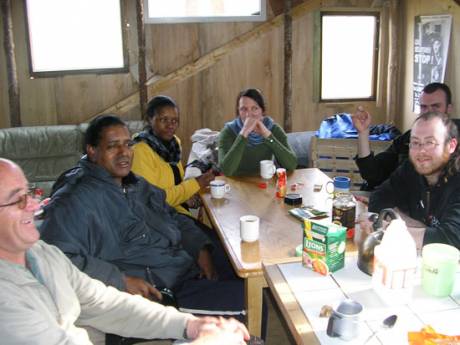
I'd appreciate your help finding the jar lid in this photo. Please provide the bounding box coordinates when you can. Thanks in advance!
[284,193,302,205]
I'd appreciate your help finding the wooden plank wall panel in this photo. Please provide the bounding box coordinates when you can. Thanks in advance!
[199,25,284,133]
[148,24,201,76]
[12,0,58,126]
[399,0,460,132]
[197,22,257,55]
[291,11,316,132]
[54,74,136,124]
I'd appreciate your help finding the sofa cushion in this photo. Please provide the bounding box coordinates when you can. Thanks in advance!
[287,131,316,168]
[0,125,84,194]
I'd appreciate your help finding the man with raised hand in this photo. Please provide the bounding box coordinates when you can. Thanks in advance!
[353,82,457,190]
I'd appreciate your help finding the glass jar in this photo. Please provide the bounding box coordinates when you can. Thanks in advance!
[332,192,356,239]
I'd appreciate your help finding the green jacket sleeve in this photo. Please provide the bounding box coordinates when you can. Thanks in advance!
[268,125,298,171]
[218,126,248,176]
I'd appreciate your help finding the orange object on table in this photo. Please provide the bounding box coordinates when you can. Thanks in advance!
[408,325,460,345]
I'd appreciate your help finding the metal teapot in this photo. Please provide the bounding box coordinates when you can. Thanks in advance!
[357,208,400,275]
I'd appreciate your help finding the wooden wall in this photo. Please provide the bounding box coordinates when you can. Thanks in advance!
[1,0,398,159]
[399,0,460,131]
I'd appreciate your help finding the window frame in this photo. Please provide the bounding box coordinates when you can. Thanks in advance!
[319,11,380,103]
[24,0,129,78]
[144,0,267,24]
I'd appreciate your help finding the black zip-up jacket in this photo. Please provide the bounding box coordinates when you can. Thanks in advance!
[356,119,460,190]
[40,157,208,290]
[369,160,460,249]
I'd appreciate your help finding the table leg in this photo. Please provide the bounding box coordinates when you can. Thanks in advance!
[245,275,267,337]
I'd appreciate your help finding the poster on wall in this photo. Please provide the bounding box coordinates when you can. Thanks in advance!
[413,15,452,113]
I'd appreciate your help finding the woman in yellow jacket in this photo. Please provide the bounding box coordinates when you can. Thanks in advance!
[132,95,214,216]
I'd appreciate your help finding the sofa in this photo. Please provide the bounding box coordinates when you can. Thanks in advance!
[0,121,144,197]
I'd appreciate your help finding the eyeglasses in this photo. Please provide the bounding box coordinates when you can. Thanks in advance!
[0,192,34,210]
[157,117,179,126]
[408,141,440,151]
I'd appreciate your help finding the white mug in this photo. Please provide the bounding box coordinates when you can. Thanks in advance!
[210,180,231,199]
[260,160,276,179]
[240,215,260,242]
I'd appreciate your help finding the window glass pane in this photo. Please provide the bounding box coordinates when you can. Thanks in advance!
[146,0,265,23]
[26,0,125,73]
[321,15,377,100]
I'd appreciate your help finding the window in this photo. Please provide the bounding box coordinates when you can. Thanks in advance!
[25,0,127,77]
[320,12,379,101]
[145,0,266,23]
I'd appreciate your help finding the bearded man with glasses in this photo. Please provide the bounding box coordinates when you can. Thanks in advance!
[369,111,460,250]
[353,82,459,191]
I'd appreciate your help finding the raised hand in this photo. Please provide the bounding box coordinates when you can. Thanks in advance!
[352,106,372,134]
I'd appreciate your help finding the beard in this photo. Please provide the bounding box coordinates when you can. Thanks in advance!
[410,148,451,178]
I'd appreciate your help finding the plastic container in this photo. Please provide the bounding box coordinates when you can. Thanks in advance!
[276,168,287,198]
[422,243,459,297]
[372,218,417,305]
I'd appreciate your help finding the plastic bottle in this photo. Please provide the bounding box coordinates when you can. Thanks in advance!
[372,218,417,305]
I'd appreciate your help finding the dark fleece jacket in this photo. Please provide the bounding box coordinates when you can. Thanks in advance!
[40,157,208,290]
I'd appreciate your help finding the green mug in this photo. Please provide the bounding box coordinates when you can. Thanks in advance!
[422,243,459,297]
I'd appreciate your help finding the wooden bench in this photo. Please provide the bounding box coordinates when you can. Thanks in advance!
[310,137,392,190]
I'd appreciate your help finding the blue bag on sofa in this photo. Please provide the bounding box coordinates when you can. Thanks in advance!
[316,113,400,140]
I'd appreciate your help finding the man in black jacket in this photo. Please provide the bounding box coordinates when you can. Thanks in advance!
[369,111,460,250]
[40,114,244,319]
[353,83,458,190]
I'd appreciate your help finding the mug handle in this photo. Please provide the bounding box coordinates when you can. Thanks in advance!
[225,184,231,193]
[326,315,339,337]
[325,181,334,194]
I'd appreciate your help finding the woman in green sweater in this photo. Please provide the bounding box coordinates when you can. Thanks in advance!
[218,88,297,176]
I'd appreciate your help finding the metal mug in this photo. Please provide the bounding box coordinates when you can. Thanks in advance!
[326,299,363,341]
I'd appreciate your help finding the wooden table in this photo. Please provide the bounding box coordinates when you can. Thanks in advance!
[264,263,320,344]
[264,257,460,345]
[200,168,332,336]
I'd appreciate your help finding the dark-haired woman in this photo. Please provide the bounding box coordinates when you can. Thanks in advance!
[218,88,297,176]
[132,96,244,292]
[132,95,214,216]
